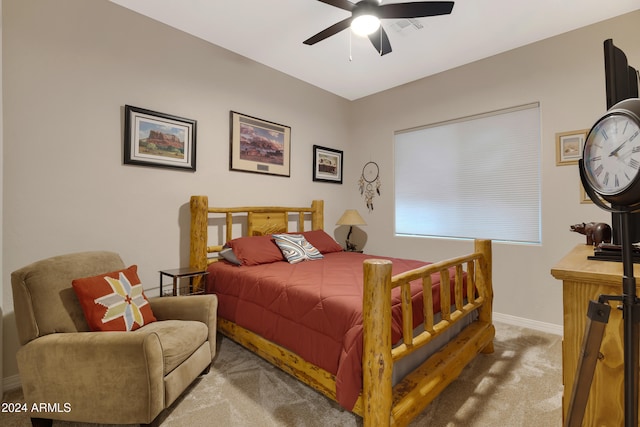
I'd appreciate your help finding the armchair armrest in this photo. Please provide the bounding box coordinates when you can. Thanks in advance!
[149,294,218,358]
[17,331,164,424]
[149,294,217,324]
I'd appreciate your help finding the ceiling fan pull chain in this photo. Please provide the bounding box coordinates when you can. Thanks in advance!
[349,31,353,62]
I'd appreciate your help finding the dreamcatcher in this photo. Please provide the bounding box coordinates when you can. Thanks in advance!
[358,161,381,212]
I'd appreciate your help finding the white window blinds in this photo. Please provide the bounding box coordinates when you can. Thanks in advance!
[394,103,541,244]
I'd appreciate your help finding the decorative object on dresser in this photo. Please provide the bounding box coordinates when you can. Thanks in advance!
[11,251,217,426]
[188,195,495,427]
[229,111,291,177]
[312,145,343,183]
[336,208,366,251]
[124,105,197,171]
[359,161,381,212]
[569,222,612,246]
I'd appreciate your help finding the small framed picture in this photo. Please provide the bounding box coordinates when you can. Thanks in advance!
[124,105,197,171]
[556,129,588,166]
[230,111,291,177]
[580,183,593,204]
[313,145,343,184]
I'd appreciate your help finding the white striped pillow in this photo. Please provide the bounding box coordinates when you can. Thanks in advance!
[273,234,324,264]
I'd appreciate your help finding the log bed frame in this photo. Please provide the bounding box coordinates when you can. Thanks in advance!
[189,195,495,427]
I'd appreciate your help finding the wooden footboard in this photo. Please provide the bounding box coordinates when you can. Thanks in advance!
[189,195,494,427]
[362,239,494,426]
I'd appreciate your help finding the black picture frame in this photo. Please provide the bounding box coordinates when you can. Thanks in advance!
[313,145,343,184]
[124,105,197,171]
[229,111,291,177]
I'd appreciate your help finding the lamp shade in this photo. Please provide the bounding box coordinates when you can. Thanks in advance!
[336,209,367,226]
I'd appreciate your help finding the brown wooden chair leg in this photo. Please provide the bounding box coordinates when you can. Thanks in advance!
[30,418,53,427]
[200,363,211,375]
[140,415,162,427]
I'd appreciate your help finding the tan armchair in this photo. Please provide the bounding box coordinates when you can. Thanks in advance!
[11,251,217,427]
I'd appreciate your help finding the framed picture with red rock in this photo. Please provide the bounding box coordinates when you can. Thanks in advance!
[229,111,291,177]
[124,105,197,171]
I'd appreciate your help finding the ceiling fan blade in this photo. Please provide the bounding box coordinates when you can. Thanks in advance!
[316,0,356,12]
[368,26,392,56]
[303,17,353,45]
[377,1,454,19]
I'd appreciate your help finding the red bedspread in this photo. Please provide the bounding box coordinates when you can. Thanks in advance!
[206,251,454,410]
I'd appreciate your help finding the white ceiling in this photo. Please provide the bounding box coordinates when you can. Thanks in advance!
[110,0,640,100]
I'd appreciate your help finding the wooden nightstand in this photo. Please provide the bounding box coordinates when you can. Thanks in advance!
[159,267,208,296]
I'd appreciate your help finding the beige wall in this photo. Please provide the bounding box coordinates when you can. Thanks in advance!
[348,12,639,328]
[1,0,351,382]
[2,0,639,385]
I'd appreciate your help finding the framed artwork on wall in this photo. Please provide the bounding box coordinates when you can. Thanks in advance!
[124,105,197,171]
[556,129,588,166]
[312,145,343,184]
[580,183,593,204]
[229,111,291,177]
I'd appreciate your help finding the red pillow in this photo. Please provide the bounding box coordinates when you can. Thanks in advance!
[72,265,156,332]
[301,230,344,254]
[226,235,284,266]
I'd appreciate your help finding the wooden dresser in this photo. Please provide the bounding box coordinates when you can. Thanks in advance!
[551,244,640,425]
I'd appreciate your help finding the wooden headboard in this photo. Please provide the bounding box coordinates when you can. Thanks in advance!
[189,195,324,272]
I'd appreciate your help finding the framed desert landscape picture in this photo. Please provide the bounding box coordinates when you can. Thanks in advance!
[230,111,291,177]
[124,105,197,171]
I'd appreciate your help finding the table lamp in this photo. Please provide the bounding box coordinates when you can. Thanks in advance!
[336,209,367,251]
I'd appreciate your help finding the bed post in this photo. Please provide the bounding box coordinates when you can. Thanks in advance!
[190,196,209,291]
[475,239,494,353]
[362,259,393,427]
[311,200,324,230]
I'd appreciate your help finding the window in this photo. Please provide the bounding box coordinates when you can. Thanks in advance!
[394,103,541,244]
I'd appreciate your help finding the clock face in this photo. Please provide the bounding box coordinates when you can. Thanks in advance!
[583,113,640,196]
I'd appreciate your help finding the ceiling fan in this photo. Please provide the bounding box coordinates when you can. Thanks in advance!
[303,0,455,56]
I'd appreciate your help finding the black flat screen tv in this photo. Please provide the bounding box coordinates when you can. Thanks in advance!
[605,39,639,109]
[604,39,640,244]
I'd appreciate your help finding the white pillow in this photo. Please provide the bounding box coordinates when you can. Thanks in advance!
[272,234,324,264]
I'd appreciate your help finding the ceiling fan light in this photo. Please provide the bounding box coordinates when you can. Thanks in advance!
[351,14,380,37]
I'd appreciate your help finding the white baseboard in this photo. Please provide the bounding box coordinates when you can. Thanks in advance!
[3,373,21,392]
[494,312,563,336]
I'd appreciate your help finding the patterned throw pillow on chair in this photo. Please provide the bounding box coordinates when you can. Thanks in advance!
[72,265,156,331]
[273,234,324,264]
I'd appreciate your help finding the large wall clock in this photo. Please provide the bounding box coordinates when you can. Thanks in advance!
[581,98,640,207]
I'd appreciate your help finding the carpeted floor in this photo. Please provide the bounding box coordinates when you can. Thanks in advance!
[1,321,562,426]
